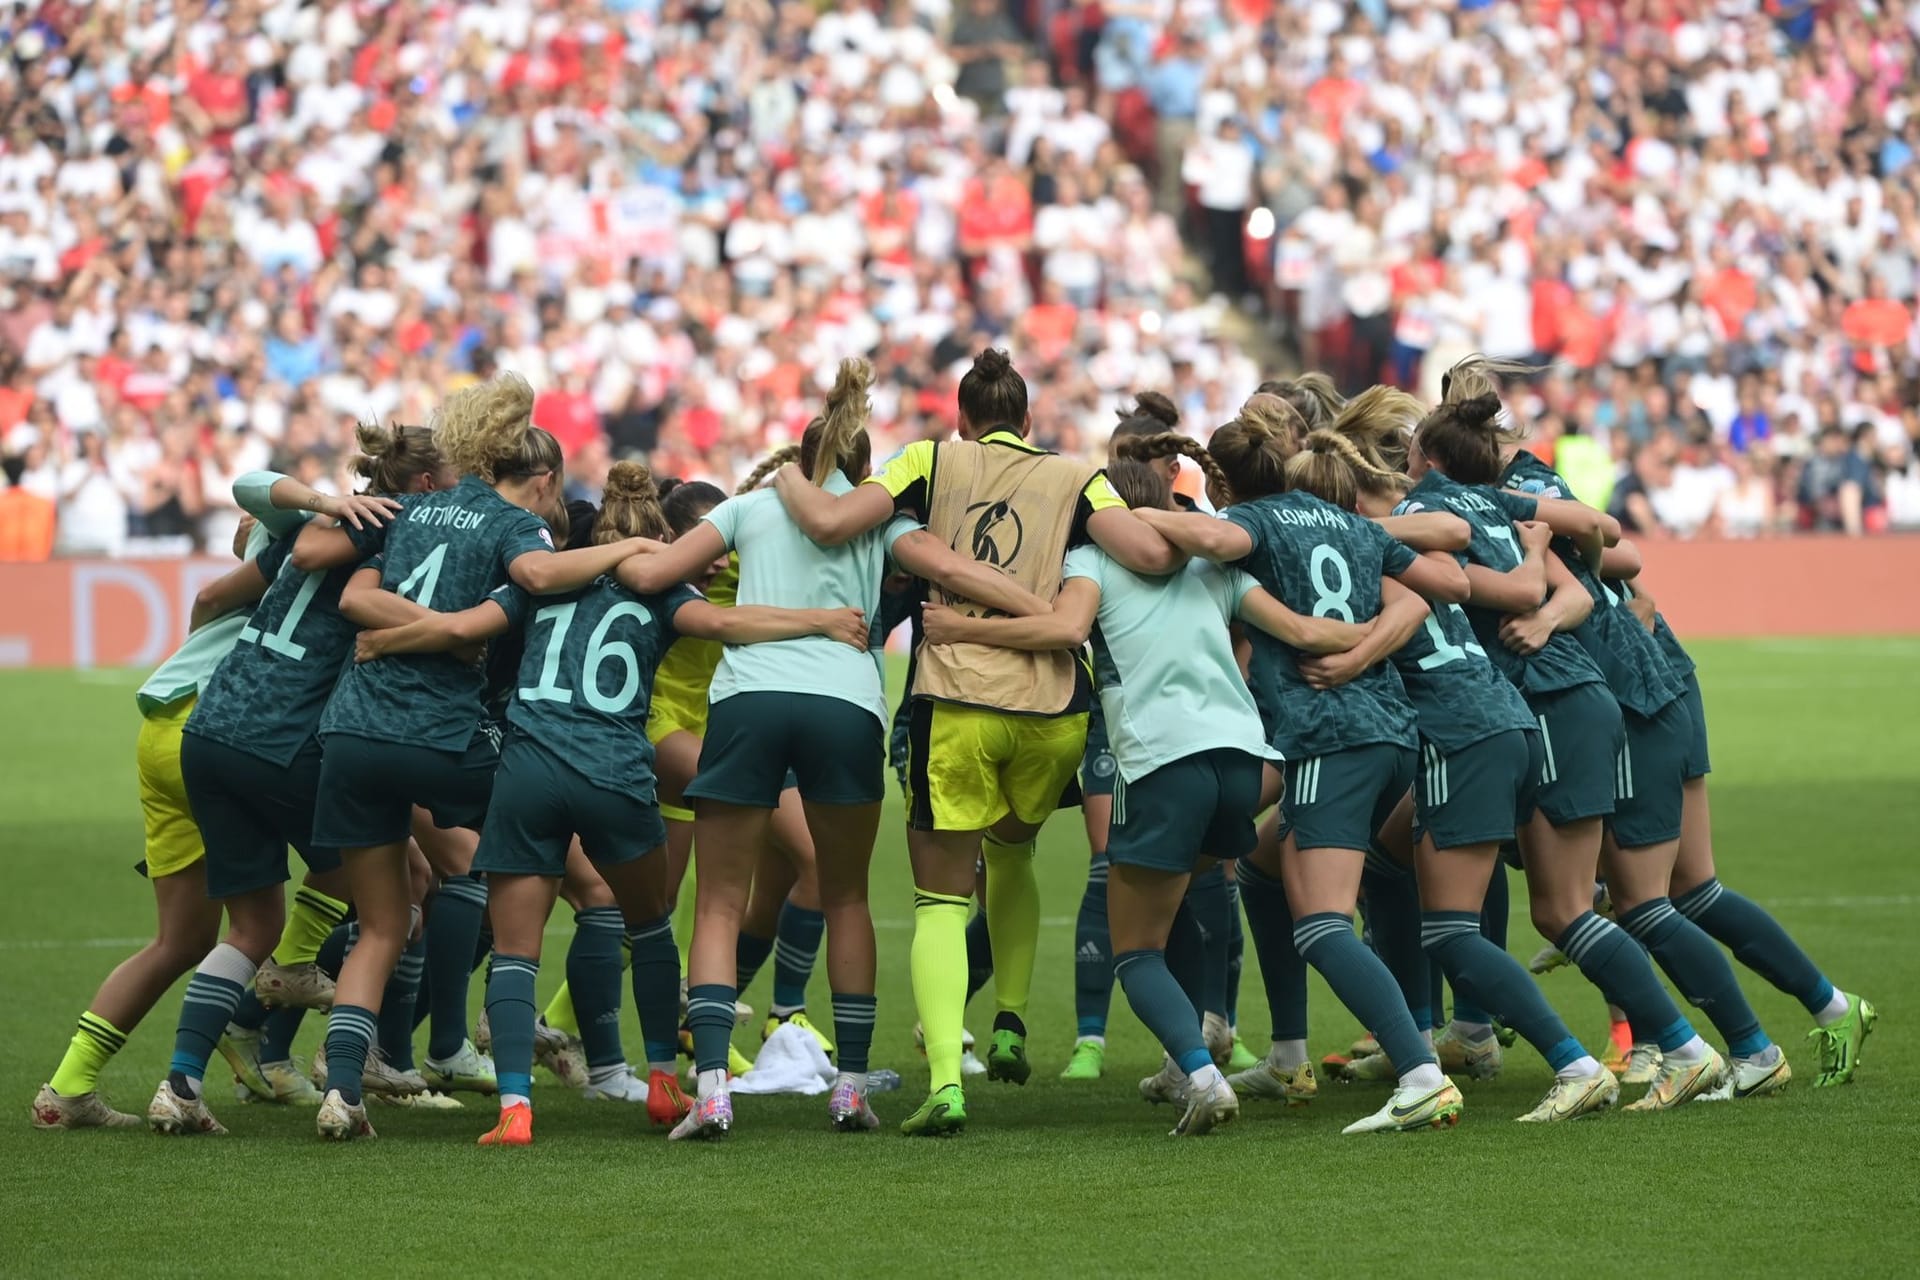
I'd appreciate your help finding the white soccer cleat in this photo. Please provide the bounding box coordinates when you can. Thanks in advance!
[259,1059,323,1106]
[1621,1043,1663,1086]
[254,958,335,1011]
[1698,1050,1791,1102]
[828,1077,880,1132]
[533,1019,587,1086]
[1171,1076,1239,1137]
[1434,1026,1503,1081]
[1624,1048,1727,1113]
[1202,1012,1234,1066]
[1138,1057,1190,1107]
[580,1066,651,1103]
[422,1039,497,1094]
[218,1026,277,1102]
[32,1083,141,1130]
[147,1079,227,1136]
[1341,1077,1464,1135]
[1227,1058,1318,1105]
[363,1051,427,1098]
[316,1088,376,1140]
[1338,1051,1398,1083]
[1517,1070,1620,1122]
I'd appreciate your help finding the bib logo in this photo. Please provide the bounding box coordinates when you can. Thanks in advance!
[965,499,1024,567]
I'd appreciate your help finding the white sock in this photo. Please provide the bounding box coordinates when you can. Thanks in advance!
[1450,1019,1495,1042]
[646,1059,677,1076]
[696,1067,728,1100]
[1556,1054,1603,1081]
[1665,1035,1709,1064]
[1269,1038,1309,1071]
[1187,1063,1225,1093]
[1815,988,1851,1027]
[1421,1027,1435,1049]
[588,1062,625,1087]
[1737,1043,1782,1069]
[770,1003,802,1019]
[1401,1062,1446,1092]
[501,1092,530,1109]
[835,1070,869,1092]
[1074,1035,1106,1048]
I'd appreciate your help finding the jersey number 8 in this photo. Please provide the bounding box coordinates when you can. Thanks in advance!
[1309,544,1355,621]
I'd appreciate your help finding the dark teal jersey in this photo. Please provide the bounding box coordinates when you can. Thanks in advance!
[1649,610,1696,679]
[504,577,701,802]
[187,509,396,766]
[320,476,555,751]
[1223,492,1418,758]
[1388,591,1539,753]
[1500,453,1686,717]
[1399,470,1607,698]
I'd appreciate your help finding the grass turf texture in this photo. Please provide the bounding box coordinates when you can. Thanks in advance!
[3,640,1918,1276]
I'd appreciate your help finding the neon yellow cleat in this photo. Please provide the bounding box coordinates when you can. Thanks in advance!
[1809,995,1875,1088]
[899,1083,967,1137]
[1059,1039,1104,1081]
[763,1010,835,1056]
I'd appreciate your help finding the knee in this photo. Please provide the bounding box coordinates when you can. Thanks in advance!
[1530,902,1578,943]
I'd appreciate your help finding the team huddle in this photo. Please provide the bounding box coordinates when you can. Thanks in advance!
[31,349,1877,1144]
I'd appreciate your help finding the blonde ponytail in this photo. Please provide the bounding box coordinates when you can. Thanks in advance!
[1112,430,1236,508]
[808,358,874,487]
[1284,429,1405,511]
[735,445,802,494]
[597,460,668,543]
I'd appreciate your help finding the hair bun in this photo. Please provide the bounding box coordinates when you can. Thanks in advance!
[973,348,1013,377]
[604,460,658,504]
[1459,393,1503,428]
[355,421,399,459]
[1132,390,1180,428]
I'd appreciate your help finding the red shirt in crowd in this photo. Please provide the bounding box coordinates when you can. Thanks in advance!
[532,387,603,459]
[1699,265,1758,336]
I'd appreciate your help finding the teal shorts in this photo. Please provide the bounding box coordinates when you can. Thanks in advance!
[1281,743,1417,853]
[1080,702,1118,799]
[1108,747,1265,873]
[1414,729,1542,851]
[1609,699,1690,848]
[1529,682,1622,827]
[181,734,341,899]
[687,691,884,808]
[1680,673,1711,780]
[312,727,500,850]
[475,731,664,877]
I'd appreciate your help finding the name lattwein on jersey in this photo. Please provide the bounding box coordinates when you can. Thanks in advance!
[413,506,489,531]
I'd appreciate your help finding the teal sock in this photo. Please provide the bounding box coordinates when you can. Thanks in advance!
[167,943,256,1092]
[831,992,877,1074]
[569,907,627,1070]
[1073,854,1113,1037]
[1114,949,1212,1077]
[1556,911,1696,1053]
[230,988,270,1034]
[1423,911,1583,1070]
[1236,860,1308,1043]
[1295,912,1434,1072]
[426,874,489,1060]
[1674,877,1835,1015]
[1453,868,1510,1026]
[735,931,774,994]
[627,914,681,1066]
[1225,877,1245,1026]
[323,1004,377,1105]
[377,939,425,1071]
[1164,900,1209,1017]
[484,955,538,1100]
[1362,856,1431,1031]
[1619,897,1770,1057]
[1188,862,1232,1018]
[771,902,825,1015]
[687,983,737,1074]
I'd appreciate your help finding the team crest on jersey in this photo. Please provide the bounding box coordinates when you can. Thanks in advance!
[1090,751,1117,778]
[965,499,1024,567]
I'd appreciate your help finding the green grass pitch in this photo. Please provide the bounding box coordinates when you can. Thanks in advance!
[2,640,1917,1275]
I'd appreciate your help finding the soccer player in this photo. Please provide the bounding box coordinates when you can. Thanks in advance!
[767,348,1180,1136]
[34,471,389,1129]
[925,459,1366,1135]
[307,376,654,1140]
[618,360,1052,1138]
[1134,416,1476,1135]
[353,460,861,1146]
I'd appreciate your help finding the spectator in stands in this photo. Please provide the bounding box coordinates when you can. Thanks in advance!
[1797,426,1875,535]
[0,451,54,562]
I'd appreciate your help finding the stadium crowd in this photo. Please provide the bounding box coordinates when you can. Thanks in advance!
[4,0,1920,562]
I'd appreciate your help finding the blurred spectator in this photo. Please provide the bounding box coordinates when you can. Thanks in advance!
[0,452,55,561]
[1796,426,1874,535]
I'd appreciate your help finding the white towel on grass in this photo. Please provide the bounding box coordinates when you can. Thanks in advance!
[729,1021,836,1095]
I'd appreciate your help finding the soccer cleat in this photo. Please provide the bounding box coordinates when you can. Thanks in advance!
[667,1091,733,1141]
[899,1084,967,1137]
[1623,1047,1727,1113]
[1338,1052,1397,1084]
[581,1067,650,1103]
[422,1040,497,1095]
[1621,1043,1663,1085]
[1517,1070,1620,1122]
[1059,1039,1105,1081]
[254,958,335,1011]
[534,1019,587,1086]
[1227,1035,1261,1072]
[380,1087,464,1110]
[1172,1077,1239,1137]
[1701,1052,1792,1102]
[362,1052,427,1099]
[1490,1020,1518,1049]
[254,1059,324,1106]
[828,1078,880,1132]
[985,1029,1031,1085]
[477,1101,533,1147]
[1202,1011,1234,1066]
[914,1022,986,1075]
[147,1080,226,1135]
[475,1009,491,1054]
[316,1088,376,1141]
[32,1084,140,1130]
[1809,995,1876,1088]
[1349,1033,1380,1059]
[1341,1077,1464,1135]
[1139,1058,1189,1107]
[763,1010,835,1057]
[218,1026,277,1103]
[1227,1059,1318,1106]
[1527,945,1569,975]
[735,1000,753,1026]
[1435,1027,1503,1080]
[728,1043,755,1077]
[647,1069,691,1127]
